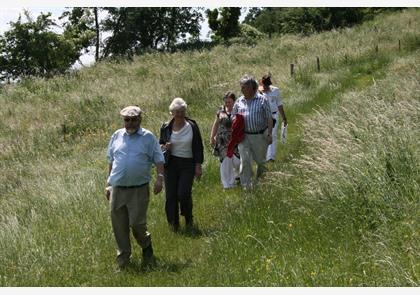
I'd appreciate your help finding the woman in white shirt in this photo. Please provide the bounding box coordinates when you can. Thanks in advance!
[159,98,204,232]
[259,74,288,162]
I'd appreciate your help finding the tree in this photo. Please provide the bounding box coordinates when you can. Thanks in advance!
[0,10,83,82]
[163,8,203,52]
[94,7,100,61]
[59,8,98,62]
[206,7,241,42]
[244,7,401,37]
[243,7,262,23]
[101,7,203,58]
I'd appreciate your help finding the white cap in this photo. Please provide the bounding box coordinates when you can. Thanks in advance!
[120,106,141,117]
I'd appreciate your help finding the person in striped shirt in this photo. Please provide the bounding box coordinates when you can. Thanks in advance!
[232,75,273,190]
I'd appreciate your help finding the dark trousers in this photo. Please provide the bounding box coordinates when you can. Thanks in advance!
[164,156,195,227]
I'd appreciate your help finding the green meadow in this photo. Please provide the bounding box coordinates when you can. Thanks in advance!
[0,9,418,286]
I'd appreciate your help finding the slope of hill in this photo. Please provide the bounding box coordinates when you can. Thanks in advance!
[0,9,418,286]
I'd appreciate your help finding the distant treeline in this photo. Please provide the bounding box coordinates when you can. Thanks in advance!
[0,7,406,83]
[244,8,405,37]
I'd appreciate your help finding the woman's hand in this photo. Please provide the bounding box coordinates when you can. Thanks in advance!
[161,142,172,151]
[210,136,216,146]
[194,164,202,180]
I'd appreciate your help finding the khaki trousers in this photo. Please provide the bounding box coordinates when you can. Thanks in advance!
[238,130,269,188]
[110,185,151,261]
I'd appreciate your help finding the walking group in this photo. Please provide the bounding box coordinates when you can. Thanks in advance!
[105,74,287,269]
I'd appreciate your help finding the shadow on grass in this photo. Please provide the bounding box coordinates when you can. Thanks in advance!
[169,223,220,239]
[177,225,204,239]
[121,257,193,274]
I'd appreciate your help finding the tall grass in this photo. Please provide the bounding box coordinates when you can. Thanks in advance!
[0,9,419,286]
[293,53,419,285]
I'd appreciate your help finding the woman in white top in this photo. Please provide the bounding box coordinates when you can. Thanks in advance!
[259,74,288,162]
[159,98,204,232]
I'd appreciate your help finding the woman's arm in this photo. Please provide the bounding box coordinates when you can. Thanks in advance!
[210,115,219,146]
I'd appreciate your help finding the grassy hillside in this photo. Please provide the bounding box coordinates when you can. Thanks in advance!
[0,9,419,286]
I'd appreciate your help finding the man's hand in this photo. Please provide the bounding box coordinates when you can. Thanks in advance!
[105,186,112,201]
[267,133,273,145]
[153,178,163,194]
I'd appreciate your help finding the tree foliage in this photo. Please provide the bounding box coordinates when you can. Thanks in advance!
[101,7,203,57]
[59,7,98,61]
[0,11,83,82]
[244,8,405,37]
[60,7,97,52]
[0,7,205,82]
[206,7,241,42]
[229,23,265,46]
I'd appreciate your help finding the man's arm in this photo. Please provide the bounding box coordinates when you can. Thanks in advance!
[153,162,164,194]
[267,115,273,145]
[210,115,219,146]
[105,163,112,201]
[278,105,287,126]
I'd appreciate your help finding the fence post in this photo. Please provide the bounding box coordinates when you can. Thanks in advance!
[62,124,67,141]
[316,57,320,72]
[290,64,294,77]
[398,40,401,51]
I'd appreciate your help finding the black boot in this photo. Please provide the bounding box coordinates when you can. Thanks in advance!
[185,217,194,232]
[169,222,180,233]
[142,243,155,267]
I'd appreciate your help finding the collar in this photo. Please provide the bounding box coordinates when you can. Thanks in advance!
[124,127,144,136]
[240,93,260,102]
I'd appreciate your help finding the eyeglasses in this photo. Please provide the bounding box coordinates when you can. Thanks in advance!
[123,117,139,122]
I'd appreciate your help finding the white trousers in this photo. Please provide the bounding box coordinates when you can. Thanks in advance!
[266,112,279,161]
[220,155,240,188]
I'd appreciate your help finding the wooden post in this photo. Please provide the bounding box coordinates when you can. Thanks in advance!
[62,124,67,141]
[316,57,320,72]
[398,40,401,51]
[290,64,294,77]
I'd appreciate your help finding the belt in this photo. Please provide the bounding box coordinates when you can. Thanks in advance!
[115,183,148,189]
[245,127,267,135]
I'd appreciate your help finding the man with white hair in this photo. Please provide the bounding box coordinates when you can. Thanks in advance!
[106,105,165,269]
[232,75,273,190]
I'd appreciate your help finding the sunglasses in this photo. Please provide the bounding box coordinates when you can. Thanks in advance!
[123,117,139,122]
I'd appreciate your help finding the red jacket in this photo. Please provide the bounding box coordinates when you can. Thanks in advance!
[227,113,245,158]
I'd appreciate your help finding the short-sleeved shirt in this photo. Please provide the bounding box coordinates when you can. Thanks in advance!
[107,127,164,187]
[263,86,283,116]
[232,93,272,133]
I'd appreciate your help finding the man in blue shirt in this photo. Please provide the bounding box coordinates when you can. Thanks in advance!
[232,75,273,190]
[106,105,165,269]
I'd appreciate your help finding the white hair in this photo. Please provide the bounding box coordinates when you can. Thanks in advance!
[169,97,188,112]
